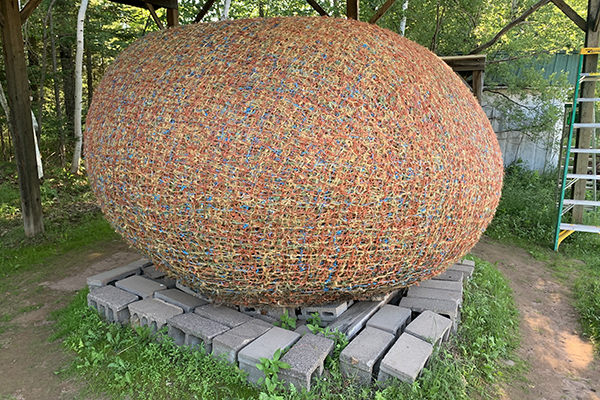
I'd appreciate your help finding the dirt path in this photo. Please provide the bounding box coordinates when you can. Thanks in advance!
[0,236,598,399]
[472,237,600,400]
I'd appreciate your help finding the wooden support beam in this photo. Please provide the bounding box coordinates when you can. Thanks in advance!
[145,2,164,29]
[167,7,179,27]
[347,0,359,20]
[0,0,44,237]
[472,70,483,104]
[306,0,329,16]
[369,0,398,24]
[194,0,217,22]
[20,0,44,24]
[549,0,586,31]
[572,0,600,223]
[0,11,4,28]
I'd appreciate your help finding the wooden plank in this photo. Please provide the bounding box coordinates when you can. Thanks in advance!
[19,0,44,24]
[194,0,217,22]
[107,0,178,9]
[549,0,586,31]
[347,0,359,20]
[0,0,44,237]
[305,0,329,16]
[369,0,398,24]
[167,7,179,27]
[145,2,164,29]
[472,70,483,104]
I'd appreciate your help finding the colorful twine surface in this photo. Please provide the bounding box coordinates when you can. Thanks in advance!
[85,17,503,306]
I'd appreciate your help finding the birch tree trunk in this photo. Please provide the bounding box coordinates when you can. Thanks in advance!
[221,0,231,20]
[50,11,66,167]
[70,0,89,174]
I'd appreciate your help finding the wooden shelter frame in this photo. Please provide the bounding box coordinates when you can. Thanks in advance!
[0,0,598,237]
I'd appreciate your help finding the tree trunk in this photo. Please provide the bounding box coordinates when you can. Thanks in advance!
[85,18,93,108]
[50,11,66,167]
[60,40,76,141]
[0,124,6,161]
[0,0,45,237]
[71,0,89,175]
[38,0,58,144]
[221,0,231,20]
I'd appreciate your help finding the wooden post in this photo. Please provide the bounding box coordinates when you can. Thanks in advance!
[167,8,179,27]
[347,0,359,20]
[0,0,44,237]
[572,0,600,223]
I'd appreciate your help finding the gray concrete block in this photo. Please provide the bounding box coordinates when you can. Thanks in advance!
[447,263,475,281]
[297,301,349,322]
[212,320,273,364]
[238,327,300,385]
[404,310,452,345]
[154,288,208,313]
[294,324,313,336]
[406,286,463,305]
[175,280,213,302]
[142,265,167,279]
[378,333,433,385]
[87,285,139,324]
[86,261,145,289]
[239,305,294,320]
[280,333,335,391]
[167,313,229,353]
[366,305,411,337]
[339,326,395,385]
[195,304,252,328]
[398,297,460,332]
[415,279,463,292]
[362,290,399,303]
[431,269,464,284]
[327,301,384,340]
[128,298,183,333]
[115,275,167,299]
[461,259,475,267]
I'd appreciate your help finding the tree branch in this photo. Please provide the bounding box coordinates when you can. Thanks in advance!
[470,0,550,55]
[549,0,586,31]
[20,0,44,24]
[486,50,556,65]
[485,89,537,110]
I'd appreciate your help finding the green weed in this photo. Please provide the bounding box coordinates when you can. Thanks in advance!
[275,310,297,330]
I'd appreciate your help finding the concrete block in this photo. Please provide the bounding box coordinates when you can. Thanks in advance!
[87,285,139,324]
[399,297,460,332]
[361,290,399,303]
[238,327,300,385]
[128,298,183,333]
[86,261,145,289]
[406,286,463,305]
[366,305,411,336]
[297,301,350,322]
[115,275,167,299]
[404,310,452,345]
[447,264,475,281]
[378,333,433,385]
[142,265,167,279]
[461,259,475,267]
[327,301,384,340]
[195,304,252,328]
[294,324,313,336]
[280,333,335,391]
[167,313,229,353]
[340,326,395,385]
[431,269,464,284]
[239,305,294,320]
[154,288,208,313]
[415,279,463,292]
[175,280,212,302]
[212,320,273,364]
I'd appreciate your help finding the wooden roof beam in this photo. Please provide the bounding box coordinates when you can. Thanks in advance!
[549,0,586,31]
[369,0,398,24]
[194,0,217,22]
[306,0,328,16]
[347,0,358,20]
[145,2,164,29]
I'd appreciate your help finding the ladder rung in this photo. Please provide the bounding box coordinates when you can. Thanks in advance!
[567,174,600,180]
[563,199,600,206]
[580,48,600,54]
[577,97,600,102]
[560,223,600,233]
[570,148,600,154]
[573,123,600,128]
[580,76,600,82]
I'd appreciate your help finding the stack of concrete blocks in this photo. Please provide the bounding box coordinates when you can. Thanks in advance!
[86,258,474,391]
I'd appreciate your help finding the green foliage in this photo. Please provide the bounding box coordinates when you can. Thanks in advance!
[486,162,557,244]
[275,310,297,330]
[574,279,600,345]
[256,348,291,395]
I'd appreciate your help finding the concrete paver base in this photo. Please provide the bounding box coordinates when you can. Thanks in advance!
[279,333,335,391]
[128,298,183,333]
[378,333,433,385]
[167,313,229,352]
[212,320,273,364]
[87,285,139,324]
[340,326,395,385]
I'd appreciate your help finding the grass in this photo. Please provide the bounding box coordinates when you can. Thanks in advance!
[50,256,520,400]
[485,161,600,349]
